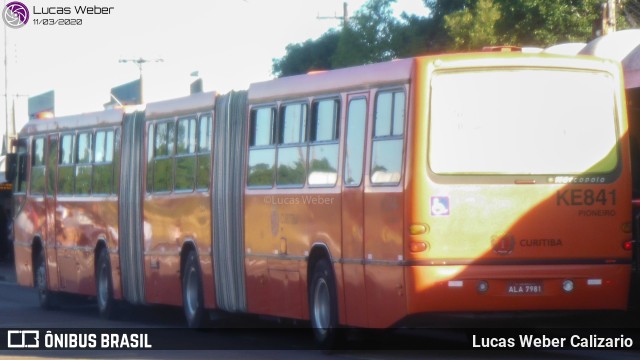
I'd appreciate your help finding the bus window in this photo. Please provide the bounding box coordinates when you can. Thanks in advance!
[277,103,307,187]
[196,113,212,190]
[371,90,405,184]
[30,137,46,195]
[93,129,115,194]
[154,121,175,193]
[344,98,367,187]
[308,99,339,186]
[13,139,27,194]
[58,133,75,195]
[175,117,197,191]
[247,107,276,187]
[429,70,617,175]
[46,137,58,195]
[75,132,93,195]
[146,124,155,193]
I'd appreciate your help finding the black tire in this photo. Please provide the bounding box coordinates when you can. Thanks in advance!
[35,248,57,310]
[96,249,118,319]
[182,250,208,328]
[309,258,340,349]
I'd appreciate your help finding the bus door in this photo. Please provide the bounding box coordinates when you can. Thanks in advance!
[341,94,368,327]
[44,134,60,291]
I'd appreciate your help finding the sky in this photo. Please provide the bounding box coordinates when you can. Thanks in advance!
[0,0,430,137]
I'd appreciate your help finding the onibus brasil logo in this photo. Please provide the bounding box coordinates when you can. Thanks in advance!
[3,1,29,28]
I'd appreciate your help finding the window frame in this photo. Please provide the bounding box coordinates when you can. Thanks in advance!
[57,132,76,195]
[152,119,177,194]
[308,97,341,188]
[74,131,94,196]
[343,96,368,188]
[370,87,407,187]
[174,116,198,193]
[276,101,309,188]
[92,128,116,195]
[196,112,213,192]
[29,136,46,196]
[247,105,278,189]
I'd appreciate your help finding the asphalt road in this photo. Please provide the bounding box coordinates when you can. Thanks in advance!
[1,258,640,359]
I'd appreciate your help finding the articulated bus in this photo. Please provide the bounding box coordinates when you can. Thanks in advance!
[8,52,633,346]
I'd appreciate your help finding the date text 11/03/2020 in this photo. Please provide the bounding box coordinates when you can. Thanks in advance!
[32,19,82,25]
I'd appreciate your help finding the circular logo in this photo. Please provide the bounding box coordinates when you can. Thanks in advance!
[3,1,29,29]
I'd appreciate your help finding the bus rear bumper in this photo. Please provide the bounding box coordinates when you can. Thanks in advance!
[405,264,631,314]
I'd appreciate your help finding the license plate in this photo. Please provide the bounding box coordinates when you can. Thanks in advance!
[507,281,543,295]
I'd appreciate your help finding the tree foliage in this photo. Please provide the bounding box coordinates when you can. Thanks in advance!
[272,0,619,77]
[332,0,398,68]
[444,0,501,50]
[272,30,340,78]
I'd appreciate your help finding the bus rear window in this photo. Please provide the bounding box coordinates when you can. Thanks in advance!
[429,69,618,175]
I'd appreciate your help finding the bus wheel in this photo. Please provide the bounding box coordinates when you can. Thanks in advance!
[182,250,207,328]
[96,249,118,319]
[35,248,56,310]
[309,259,339,349]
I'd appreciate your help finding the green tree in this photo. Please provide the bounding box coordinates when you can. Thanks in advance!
[444,0,501,50]
[392,13,442,57]
[272,30,340,78]
[426,0,613,48]
[495,0,603,46]
[332,0,399,68]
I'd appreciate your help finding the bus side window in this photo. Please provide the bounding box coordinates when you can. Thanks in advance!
[154,120,175,193]
[344,98,367,186]
[175,116,197,191]
[146,124,155,193]
[75,132,93,195]
[46,136,58,195]
[277,103,307,187]
[29,137,46,195]
[308,99,339,186]
[58,133,75,195]
[196,113,212,190]
[247,107,276,188]
[371,90,405,185]
[93,129,115,194]
[13,140,28,194]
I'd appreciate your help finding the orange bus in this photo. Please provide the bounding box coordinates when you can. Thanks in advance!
[9,52,633,346]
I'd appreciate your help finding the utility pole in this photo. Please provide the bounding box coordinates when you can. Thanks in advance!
[602,0,618,35]
[118,57,164,104]
[317,1,348,28]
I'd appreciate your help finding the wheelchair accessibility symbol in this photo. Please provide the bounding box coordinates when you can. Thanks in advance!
[431,196,450,216]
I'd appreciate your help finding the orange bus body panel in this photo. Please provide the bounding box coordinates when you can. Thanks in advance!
[400,55,632,324]
[13,110,124,299]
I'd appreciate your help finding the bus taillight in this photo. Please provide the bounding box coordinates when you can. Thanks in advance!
[410,241,428,253]
[622,240,633,251]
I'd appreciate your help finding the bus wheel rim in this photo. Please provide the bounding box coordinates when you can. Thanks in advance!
[185,267,198,318]
[36,262,46,294]
[313,278,330,335]
[98,263,108,309]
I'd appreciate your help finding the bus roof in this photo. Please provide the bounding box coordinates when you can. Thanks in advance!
[248,52,620,104]
[145,91,217,120]
[248,58,414,103]
[20,108,125,136]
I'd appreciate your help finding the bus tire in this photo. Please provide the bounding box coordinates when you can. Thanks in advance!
[35,248,57,310]
[96,249,118,319]
[182,250,208,328]
[309,258,340,349]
